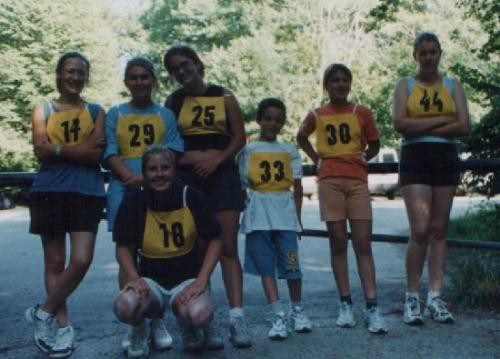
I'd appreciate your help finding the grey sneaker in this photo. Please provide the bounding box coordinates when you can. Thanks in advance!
[364,307,388,334]
[150,318,172,350]
[268,312,288,340]
[404,296,424,325]
[229,316,252,348]
[181,326,204,352]
[127,321,150,358]
[425,297,454,323]
[203,322,224,350]
[25,305,57,354]
[336,302,356,328]
[289,306,312,332]
[50,325,74,358]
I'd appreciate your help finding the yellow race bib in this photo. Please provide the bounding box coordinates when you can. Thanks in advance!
[141,207,197,259]
[46,108,94,146]
[178,96,226,136]
[407,84,455,118]
[116,114,165,159]
[247,152,293,192]
[315,112,362,158]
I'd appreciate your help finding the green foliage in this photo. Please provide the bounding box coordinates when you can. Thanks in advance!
[449,252,500,310]
[448,202,500,242]
[0,0,139,172]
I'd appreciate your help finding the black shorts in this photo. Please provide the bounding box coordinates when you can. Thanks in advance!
[399,142,460,187]
[177,160,244,212]
[29,192,105,235]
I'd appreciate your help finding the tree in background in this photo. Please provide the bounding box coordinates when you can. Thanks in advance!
[367,0,499,195]
[0,0,142,171]
[141,0,488,149]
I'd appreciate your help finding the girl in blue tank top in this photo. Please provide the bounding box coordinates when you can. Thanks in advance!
[27,51,106,358]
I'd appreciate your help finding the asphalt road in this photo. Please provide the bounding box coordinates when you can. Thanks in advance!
[0,197,499,358]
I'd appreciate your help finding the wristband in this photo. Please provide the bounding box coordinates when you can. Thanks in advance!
[55,144,62,157]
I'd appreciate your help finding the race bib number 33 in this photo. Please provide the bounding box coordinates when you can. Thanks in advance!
[247,152,293,192]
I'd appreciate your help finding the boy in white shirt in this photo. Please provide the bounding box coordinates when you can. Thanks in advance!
[238,98,312,340]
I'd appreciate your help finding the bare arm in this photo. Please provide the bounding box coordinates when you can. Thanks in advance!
[116,244,140,283]
[32,106,106,165]
[392,78,454,136]
[296,112,320,165]
[176,237,222,304]
[364,139,380,162]
[293,179,303,229]
[106,155,143,188]
[428,79,470,137]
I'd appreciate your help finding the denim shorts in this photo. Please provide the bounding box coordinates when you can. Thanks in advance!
[244,230,302,280]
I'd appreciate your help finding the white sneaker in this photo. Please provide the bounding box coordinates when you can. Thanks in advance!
[404,296,424,325]
[25,305,57,354]
[229,316,252,348]
[50,325,75,358]
[364,307,388,334]
[268,312,288,340]
[425,297,454,323]
[336,302,356,328]
[150,318,173,350]
[181,326,204,352]
[289,306,312,332]
[203,322,224,350]
[121,327,132,352]
[127,321,150,358]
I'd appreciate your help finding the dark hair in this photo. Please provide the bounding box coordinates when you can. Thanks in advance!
[256,97,286,120]
[322,63,352,89]
[125,56,156,79]
[56,51,90,92]
[141,145,176,174]
[163,44,205,77]
[413,32,442,53]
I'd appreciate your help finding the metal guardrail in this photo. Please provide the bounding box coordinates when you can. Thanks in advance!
[1,159,499,250]
[1,159,499,187]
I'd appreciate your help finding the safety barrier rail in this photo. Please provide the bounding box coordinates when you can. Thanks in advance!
[1,159,500,250]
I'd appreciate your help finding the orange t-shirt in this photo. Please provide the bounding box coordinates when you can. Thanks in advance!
[298,102,379,181]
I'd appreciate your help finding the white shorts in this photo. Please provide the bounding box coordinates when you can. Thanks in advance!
[143,277,196,313]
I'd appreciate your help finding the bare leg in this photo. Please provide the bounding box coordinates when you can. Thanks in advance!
[261,277,279,304]
[41,232,96,318]
[428,186,455,292]
[350,220,376,300]
[113,286,162,325]
[174,289,214,328]
[401,185,432,293]
[216,210,243,309]
[41,234,69,326]
[287,279,302,303]
[326,221,350,297]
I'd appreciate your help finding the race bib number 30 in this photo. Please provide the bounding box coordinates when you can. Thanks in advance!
[247,152,293,192]
[316,112,362,158]
[116,114,165,159]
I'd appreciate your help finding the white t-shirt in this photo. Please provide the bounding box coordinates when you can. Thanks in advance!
[238,140,302,234]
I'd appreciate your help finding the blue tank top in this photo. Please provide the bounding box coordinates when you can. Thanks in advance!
[31,101,106,197]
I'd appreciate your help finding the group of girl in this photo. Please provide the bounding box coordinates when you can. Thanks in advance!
[26,31,469,358]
